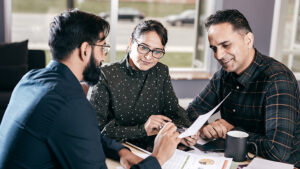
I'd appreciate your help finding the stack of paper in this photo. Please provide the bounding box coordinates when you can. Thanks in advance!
[162,149,232,169]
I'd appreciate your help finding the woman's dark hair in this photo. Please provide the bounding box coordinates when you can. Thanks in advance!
[48,9,110,60]
[131,20,168,46]
[205,9,252,33]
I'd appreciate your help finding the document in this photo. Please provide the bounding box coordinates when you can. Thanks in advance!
[179,92,231,138]
[244,158,294,169]
[162,149,232,169]
[124,142,232,169]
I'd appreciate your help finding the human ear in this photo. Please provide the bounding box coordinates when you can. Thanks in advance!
[128,37,133,51]
[126,37,134,54]
[244,32,254,48]
[79,42,92,62]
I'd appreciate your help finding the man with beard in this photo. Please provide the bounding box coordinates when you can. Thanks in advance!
[0,10,180,169]
[187,9,300,167]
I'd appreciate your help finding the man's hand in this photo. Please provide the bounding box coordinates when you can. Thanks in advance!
[200,119,234,140]
[118,148,143,169]
[152,122,180,166]
[144,115,172,136]
[181,130,200,147]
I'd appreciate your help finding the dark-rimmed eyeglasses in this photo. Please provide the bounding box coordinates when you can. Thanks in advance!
[134,39,165,59]
[90,43,111,55]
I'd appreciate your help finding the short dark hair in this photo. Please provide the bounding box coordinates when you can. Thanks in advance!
[49,9,110,60]
[205,9,252,33]
[131,20,168,46]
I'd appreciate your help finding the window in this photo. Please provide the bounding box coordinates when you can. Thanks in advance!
[11,0,68,63]
[11,0,216,76]
[106,0,216,77]
[107,0,197,69]
[271,0,300,77]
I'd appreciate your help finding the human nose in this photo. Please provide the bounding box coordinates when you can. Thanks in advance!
[99,52,106,62]
[215,48,225,60]
[144,51,153,60]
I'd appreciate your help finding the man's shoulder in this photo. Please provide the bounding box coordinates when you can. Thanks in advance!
[211,69,227,81]
[23,67,81,101]
[2,68,70,136]
[25,66,63,84]
[260,55,296,81]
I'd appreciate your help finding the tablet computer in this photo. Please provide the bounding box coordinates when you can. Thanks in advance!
[194,138,225,152]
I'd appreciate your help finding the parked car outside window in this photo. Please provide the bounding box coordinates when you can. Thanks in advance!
[165,9,195,26]
[99,7,145,22]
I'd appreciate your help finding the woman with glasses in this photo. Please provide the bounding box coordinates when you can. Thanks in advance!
[89,20,197,151]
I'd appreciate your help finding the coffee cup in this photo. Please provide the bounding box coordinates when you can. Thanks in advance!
[224,130,258,162]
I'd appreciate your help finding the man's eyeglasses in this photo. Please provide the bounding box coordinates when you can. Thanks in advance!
[90,43,111,55]
[134,39,165,59]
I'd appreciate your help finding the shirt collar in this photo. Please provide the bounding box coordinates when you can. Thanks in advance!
[121,53,149,78]
[47,60,83,91]
[230,49,264,87]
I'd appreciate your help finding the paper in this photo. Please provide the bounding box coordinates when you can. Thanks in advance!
[125,142,232,169]
[197,137,209,145]
[162,149,232,169]
[244,158,294,169]
[179,92,231,138]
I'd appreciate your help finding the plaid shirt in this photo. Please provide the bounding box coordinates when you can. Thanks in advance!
[187,49,300,167]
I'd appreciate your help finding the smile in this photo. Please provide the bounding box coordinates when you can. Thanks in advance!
[141,60,152,65]
[222,59,233,65]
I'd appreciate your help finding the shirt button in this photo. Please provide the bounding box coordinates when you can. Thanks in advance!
[236,86,240,89]
[233,109,236,112]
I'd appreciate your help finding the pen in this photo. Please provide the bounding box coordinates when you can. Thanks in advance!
[125,142,151,155]
[222,160,228,169]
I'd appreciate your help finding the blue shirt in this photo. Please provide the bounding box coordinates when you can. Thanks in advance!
[0,60,160,169]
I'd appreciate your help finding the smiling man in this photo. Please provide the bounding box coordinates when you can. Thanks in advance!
[187,9,300,167]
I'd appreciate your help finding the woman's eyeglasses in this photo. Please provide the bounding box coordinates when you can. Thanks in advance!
[134,39,165,59]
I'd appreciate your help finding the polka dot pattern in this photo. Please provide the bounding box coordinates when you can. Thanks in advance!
[89,55,191,148]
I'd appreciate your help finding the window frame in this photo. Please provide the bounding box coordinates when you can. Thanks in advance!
[0,0,12,43]
[270,0,300,79]
[108,0,217,79]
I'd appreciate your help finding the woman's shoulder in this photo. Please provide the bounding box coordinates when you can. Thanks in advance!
[102,61,122,70]
[101,61,125,76]
[148,62,169,79]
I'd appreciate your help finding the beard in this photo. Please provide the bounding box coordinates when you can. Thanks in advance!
[83,50,101,86]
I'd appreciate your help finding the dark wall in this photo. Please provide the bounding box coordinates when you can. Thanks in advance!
[222,0,275,56]
[172,79,209,98]
[172,79,300,99]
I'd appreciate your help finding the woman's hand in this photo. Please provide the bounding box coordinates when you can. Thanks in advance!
[144,115,172,136]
